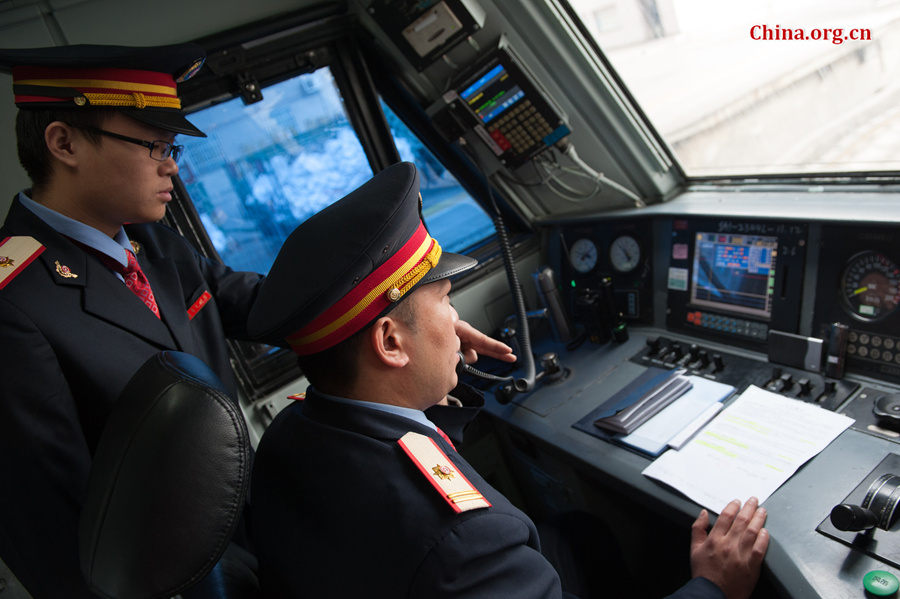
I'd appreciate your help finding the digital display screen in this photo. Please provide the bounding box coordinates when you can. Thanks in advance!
[459,63,525,124]
[690,232,778,319]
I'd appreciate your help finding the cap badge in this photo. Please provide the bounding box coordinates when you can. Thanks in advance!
[74,96,86,106]
[176,57,206,83]
[0,256,14,268]
[432,464,455,480]
[387,287,402,302]
[55,260,78,279]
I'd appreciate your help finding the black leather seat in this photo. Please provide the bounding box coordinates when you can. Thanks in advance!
[78,351,258,599]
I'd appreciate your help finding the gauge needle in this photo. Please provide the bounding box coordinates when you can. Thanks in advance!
[852,286,869,296]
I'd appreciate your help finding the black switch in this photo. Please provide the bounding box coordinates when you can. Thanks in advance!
[712,354,725,372]
[697,350,710,368]
[815,381,837,404]
[796,377,812,396]
[779,372,793,390]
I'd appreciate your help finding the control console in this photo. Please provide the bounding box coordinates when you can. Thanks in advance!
[631,336,858,411]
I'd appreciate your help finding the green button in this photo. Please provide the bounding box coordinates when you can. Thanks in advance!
[864,570,899,596]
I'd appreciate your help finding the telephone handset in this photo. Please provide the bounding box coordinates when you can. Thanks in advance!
[456,351,513,383]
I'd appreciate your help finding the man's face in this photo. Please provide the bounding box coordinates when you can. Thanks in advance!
[75,112,179,234]
[402,279,461,401]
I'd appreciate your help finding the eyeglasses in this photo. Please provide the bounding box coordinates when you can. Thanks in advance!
[79,126,183,162]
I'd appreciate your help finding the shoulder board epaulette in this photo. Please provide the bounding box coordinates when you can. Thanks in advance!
[398,431,491,513]
[0,236,45,290]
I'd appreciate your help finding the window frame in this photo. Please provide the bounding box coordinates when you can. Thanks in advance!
[168,5,403,402]
[166,4,523,402]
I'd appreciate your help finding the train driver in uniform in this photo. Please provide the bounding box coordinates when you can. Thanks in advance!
[247,161,770,599]
[0,44,513,598]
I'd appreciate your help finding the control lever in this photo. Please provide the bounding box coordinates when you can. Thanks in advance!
[830,504,878,532]
[830,473,900,532]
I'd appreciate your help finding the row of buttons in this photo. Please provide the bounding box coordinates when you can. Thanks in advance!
[847,330,900,365]
[685,310,768,339]
[489,101,553,154]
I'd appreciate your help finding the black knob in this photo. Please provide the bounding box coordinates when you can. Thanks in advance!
[712,354,725,372]
[830,503,878,532]
[697,350,710,367]
[540,352,561,374]
[495,382,516,405]
[689,344,700,358]
[823,380,837,395]
[797,377,812,396]
[646,337,660,351]
[668,343,683,361]
[779,372,793,391]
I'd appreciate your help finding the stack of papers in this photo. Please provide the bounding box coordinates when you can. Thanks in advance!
[642,385,854,514]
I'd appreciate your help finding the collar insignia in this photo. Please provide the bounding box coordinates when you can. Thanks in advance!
[55,260,78,279]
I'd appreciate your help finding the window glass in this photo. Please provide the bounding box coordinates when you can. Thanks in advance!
[569,0,900,176]
[179,69,496,275]
[179,69,373,274]
[381,102,496,252]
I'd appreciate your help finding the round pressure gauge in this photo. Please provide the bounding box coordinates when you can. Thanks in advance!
[609,235,641,273]
[569,238,598,274]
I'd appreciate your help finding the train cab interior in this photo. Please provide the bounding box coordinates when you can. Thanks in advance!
[4,0,900,597]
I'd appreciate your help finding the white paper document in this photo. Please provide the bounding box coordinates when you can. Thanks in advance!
[642,385,854,514]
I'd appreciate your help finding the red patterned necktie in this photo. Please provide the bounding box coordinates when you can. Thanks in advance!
[123,251,160,319]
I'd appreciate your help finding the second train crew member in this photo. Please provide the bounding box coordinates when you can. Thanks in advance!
[248,162,769,599]
[0,44,512,597]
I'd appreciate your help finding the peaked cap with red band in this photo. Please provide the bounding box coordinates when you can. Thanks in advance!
[248,162,476,356]
[0,43,207,137]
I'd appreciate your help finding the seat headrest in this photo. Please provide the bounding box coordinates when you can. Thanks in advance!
[79,351,251,599]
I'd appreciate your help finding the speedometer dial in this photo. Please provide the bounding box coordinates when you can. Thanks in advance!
[840,251,900,321]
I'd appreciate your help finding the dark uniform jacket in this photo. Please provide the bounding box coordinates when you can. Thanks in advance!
[251,388,563,598]
[250,390,725,599]
[0,197,264,598]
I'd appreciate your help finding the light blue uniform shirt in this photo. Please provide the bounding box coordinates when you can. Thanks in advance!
[312,386,438,433]
[18,191,133,280]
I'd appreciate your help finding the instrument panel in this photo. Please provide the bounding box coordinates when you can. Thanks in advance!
[554,219,653,328]
[547,215,900,385]
[814,224,900,381]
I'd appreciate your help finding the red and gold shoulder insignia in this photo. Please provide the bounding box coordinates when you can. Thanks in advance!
[398,431,491,513]
[0,236,45,290]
